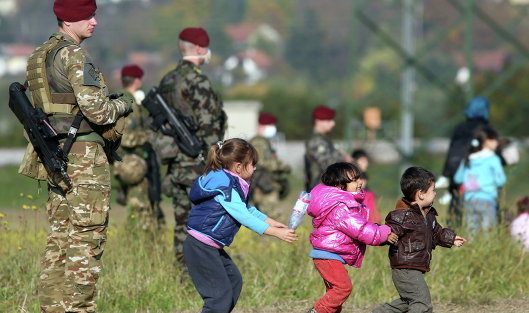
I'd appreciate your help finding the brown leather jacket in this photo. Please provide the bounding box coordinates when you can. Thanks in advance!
[386,198,456,272]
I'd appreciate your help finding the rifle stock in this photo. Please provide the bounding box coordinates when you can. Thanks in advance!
[142,87,204,158]
[8,82,71,189]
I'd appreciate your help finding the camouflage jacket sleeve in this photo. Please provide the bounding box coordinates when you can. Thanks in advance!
[59,46,128,125]
[182,70,226,146]
[306,134,344,170]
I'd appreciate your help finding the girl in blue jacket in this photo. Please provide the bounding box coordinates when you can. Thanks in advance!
[183,138,298,313]
[454,126,506,233]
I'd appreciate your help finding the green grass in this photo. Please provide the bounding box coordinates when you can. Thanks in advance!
[0,149,528,312]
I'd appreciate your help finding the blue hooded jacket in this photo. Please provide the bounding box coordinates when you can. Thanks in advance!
[454,149,506,202]
[187,170,269,246]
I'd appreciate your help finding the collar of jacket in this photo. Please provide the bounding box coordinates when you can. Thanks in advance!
[395,198,438,216]
[179,59,202,74]
[52,32,78,46]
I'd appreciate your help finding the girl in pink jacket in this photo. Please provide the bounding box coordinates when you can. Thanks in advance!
[306,162,397,313]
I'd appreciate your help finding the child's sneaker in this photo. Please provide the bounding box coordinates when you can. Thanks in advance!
[306,308,317,313]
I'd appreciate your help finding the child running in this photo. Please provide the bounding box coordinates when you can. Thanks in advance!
[372,167,467,313]
[306,162,398,313]
[183,138,298,313]
[454,126,506,232]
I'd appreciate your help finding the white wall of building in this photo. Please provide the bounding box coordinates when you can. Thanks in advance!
[223,100,261,140]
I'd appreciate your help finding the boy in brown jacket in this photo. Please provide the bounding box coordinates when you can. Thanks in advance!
[372,167,467,313]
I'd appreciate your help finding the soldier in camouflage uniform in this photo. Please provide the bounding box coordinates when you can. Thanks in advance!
[304,105,353,191]
[155,27,226,264]
[249,113,291,219]
[113,64,159,231]
[21,1,131,312]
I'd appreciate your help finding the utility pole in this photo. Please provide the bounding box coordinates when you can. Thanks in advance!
[400,0,416,163]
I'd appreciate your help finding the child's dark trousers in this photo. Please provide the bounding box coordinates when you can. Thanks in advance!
[372,268,433,313]
[183,235,243,313]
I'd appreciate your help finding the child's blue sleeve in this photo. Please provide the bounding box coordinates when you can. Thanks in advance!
[492,156,506,187]
[248,205,268,221]
[216,189,270,235]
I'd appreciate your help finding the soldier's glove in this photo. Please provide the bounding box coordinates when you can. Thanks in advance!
[109,93,123,100]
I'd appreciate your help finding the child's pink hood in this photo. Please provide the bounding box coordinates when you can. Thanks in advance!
[308,184,391,267]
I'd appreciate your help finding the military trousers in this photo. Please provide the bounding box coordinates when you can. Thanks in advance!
[125,177,157,231]
[39,142,111,313]
[252,188,282,220]
[172,184,192,264]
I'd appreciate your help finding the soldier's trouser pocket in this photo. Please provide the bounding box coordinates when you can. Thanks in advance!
[68,184,111,227]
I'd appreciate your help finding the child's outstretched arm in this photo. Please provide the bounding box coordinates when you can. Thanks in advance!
[265,217,288,229]
[454,235,467,247]
[387,232,398,244]
[264,226,298,243]
[336,204,392,246]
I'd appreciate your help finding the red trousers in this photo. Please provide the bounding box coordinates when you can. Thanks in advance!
[313,259,353,313]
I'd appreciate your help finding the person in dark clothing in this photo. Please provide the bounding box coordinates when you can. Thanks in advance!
[437,96,490,227]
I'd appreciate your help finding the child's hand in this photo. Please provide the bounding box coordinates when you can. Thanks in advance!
[454,235,467,247]
[387,232,398,245]
[265,218,288,228]
[265,226,298,243]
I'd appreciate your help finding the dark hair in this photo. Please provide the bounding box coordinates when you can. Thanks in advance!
[57,18,64,27]
[358,172,368,181]
[517,196,529,214]
[203,138,258,174]
[121,75,136,88]
[464,126,498,167]
[321,162,361,190]
[351,149,368,161]
[400,167,435,202]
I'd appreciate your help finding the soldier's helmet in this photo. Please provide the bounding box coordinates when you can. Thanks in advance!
[114,153,147,185]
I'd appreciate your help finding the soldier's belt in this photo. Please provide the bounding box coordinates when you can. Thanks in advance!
[48,115,95,134]
[60,141,101,154]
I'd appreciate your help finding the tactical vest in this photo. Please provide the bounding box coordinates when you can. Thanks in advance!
[158,64,195,117]
[26,35,94,135]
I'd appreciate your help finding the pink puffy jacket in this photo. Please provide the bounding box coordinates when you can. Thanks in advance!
[308,184,391,267]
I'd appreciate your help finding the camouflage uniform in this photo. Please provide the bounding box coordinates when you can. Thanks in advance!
[304,132,344,191]
[249,135,291,219]
[158,60,226,262]
[114,90,158,231]
[24,33,129,313]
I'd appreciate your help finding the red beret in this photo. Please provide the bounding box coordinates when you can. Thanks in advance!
[179,27,210,47]
[258,113,277,125]
[121,64,144,78]
[54,0,97,22]
[312,105,336,120]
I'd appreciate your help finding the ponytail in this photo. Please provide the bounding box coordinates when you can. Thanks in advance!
[203,138,258,174]
[203,142,224,173]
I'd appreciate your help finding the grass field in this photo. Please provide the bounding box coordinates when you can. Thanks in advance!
[1,150,528,312]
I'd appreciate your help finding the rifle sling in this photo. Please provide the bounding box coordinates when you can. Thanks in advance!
[62,110,85,155]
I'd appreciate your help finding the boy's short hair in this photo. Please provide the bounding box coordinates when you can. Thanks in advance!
[351,149,368,160]
[400,167,435,202]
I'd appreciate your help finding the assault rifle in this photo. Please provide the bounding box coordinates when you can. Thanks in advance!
[8,82,71,189]
[142,87,204,158]
[144,142,165,225]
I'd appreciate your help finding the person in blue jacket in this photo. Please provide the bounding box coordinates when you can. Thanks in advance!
[183,138,298,313]
[454,126,506,233]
